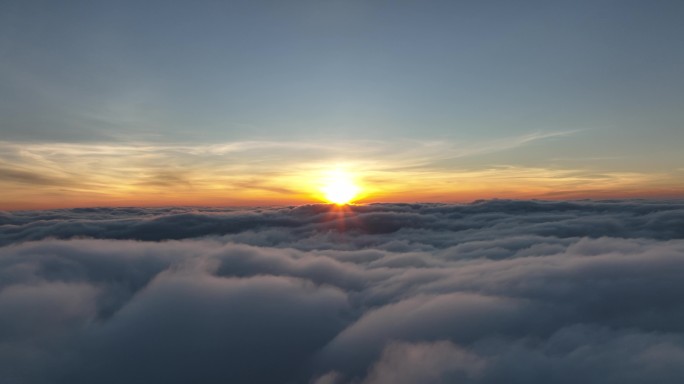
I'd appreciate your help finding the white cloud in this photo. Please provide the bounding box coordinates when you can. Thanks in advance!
[1,200,684,383]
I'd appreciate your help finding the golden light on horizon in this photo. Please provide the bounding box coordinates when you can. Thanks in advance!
[320,169,361,205]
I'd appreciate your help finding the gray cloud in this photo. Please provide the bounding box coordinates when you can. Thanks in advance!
[0,166,69,187]
[1,200,684,383]
[2,200,684,247]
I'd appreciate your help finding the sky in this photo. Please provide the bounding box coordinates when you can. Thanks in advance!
[1,0,683,209]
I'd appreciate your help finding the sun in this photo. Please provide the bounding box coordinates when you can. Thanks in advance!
[321,169,361,205]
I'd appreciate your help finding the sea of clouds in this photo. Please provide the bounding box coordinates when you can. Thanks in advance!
[1,199,684,383]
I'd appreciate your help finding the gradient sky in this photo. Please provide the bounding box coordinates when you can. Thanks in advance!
[1,0,683,209]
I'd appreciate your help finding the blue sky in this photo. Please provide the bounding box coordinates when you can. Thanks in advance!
[1,0,683,208]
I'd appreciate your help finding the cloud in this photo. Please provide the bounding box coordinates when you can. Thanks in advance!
[359,341,486,384]
[2,199,684,246]
[1,200,684,383]
[4,131,680,209]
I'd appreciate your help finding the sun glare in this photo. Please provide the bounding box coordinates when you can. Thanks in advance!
[321,170,360,205]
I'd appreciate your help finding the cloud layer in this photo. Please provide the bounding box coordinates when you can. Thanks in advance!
[2,200,684,383]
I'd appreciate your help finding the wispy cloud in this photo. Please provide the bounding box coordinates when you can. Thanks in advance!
[0,130,680,209]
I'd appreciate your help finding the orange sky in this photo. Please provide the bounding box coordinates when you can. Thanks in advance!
[2,139,682,210]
